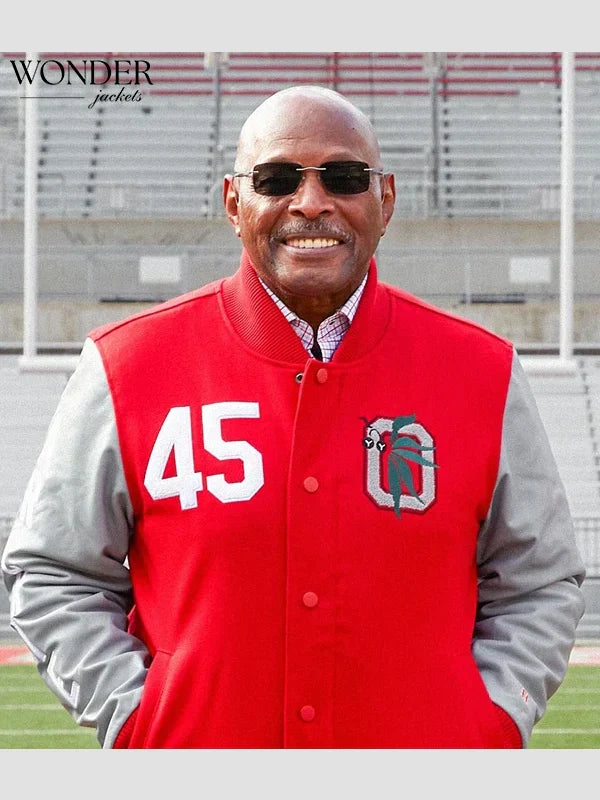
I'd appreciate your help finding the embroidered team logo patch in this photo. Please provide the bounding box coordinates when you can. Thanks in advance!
[362,414,439,518]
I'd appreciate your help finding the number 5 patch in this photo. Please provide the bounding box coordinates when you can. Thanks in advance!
[144,402,264,510]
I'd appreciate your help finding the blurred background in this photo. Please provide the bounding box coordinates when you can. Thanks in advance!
[0,51,599,642]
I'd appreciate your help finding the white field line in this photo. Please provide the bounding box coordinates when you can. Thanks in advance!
[0,704,65,710]
[0,729,93,736]
[532,729,600,735]
[546,705,600,710]
[0,687,55,693]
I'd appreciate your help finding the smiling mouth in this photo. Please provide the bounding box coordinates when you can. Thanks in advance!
[284,237,342,249]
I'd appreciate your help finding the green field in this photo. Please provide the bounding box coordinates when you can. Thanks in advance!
[529,663,600,748]
[0,663,599,749]
[0,665,100,749]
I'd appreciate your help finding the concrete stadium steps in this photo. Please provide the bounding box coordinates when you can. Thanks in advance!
[2,52,600,220]
[0,356,67,516]
[528,361,600,518]
[38,96,216,217]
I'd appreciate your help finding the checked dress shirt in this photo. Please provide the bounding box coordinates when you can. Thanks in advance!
[259,271,368,363]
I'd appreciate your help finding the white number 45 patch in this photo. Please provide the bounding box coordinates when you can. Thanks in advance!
[144,402,264,510]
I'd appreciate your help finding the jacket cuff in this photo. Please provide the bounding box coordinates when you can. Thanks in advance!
[493,704,522,748]
[112,708,139,749]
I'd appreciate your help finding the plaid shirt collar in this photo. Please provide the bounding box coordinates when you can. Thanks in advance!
[258,271,369,362]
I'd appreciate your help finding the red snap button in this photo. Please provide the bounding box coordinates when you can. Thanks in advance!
[302,591,319,608]
[316,368,328,384]
[303,476,319,493]
[300,705,316,722]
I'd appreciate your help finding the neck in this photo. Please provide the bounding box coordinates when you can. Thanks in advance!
[261,275,369,331]
[221,251,388,364]
[282,295,345,331]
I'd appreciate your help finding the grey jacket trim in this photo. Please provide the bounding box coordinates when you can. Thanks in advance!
[474,348,586,747]
[1,338,148,748]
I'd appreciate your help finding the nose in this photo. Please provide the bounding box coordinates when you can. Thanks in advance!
[287,169,335,219]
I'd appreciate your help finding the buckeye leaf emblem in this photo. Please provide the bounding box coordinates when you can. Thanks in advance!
[388,415,439,518]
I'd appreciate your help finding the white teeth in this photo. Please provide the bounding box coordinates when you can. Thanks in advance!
[286,237,340,249]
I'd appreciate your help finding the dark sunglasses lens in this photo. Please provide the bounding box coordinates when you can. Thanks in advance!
[253,163,301,196]
[322,162,371,194]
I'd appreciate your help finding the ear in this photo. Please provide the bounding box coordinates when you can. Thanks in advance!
[223,174,241,236]
[380,172,395,232]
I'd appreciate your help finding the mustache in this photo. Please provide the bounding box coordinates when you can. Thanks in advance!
[271,221,351,242]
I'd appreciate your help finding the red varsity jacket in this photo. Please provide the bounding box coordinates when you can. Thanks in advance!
[91,250,519,748]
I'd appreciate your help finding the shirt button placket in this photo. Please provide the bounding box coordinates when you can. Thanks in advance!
[300,470,319,731]
[286,361,335,747]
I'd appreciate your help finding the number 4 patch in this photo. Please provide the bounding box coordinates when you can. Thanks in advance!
[144,402,264,510]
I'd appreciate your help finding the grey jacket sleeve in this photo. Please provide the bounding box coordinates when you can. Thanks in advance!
[474,348,586,747]
[1,338,149,748]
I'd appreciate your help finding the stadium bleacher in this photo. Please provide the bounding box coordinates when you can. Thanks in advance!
[0,52,599,640]
[2,51,600,219]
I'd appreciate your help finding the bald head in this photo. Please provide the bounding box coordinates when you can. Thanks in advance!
[224,84,396,330]
[234,85,382,171]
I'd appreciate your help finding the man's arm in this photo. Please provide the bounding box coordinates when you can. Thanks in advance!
[474,348,586,747]
[1,338,149,748]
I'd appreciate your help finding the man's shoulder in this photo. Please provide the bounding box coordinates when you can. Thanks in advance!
[381,281,514,354]
[90,278,224,344]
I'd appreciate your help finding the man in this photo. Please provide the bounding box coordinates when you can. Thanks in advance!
[2,85,585,749]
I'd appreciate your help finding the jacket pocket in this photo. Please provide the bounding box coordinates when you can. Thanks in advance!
[127,649,172,749]
[441,651,515,748]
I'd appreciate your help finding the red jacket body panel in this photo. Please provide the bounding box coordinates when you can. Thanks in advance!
[90,252,514,748]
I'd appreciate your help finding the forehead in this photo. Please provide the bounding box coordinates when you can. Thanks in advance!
[240,97,379,167]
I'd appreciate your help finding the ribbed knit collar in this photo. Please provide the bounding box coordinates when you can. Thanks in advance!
[221,249,391,365]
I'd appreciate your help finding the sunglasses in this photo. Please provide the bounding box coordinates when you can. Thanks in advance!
[233,161,385,197]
